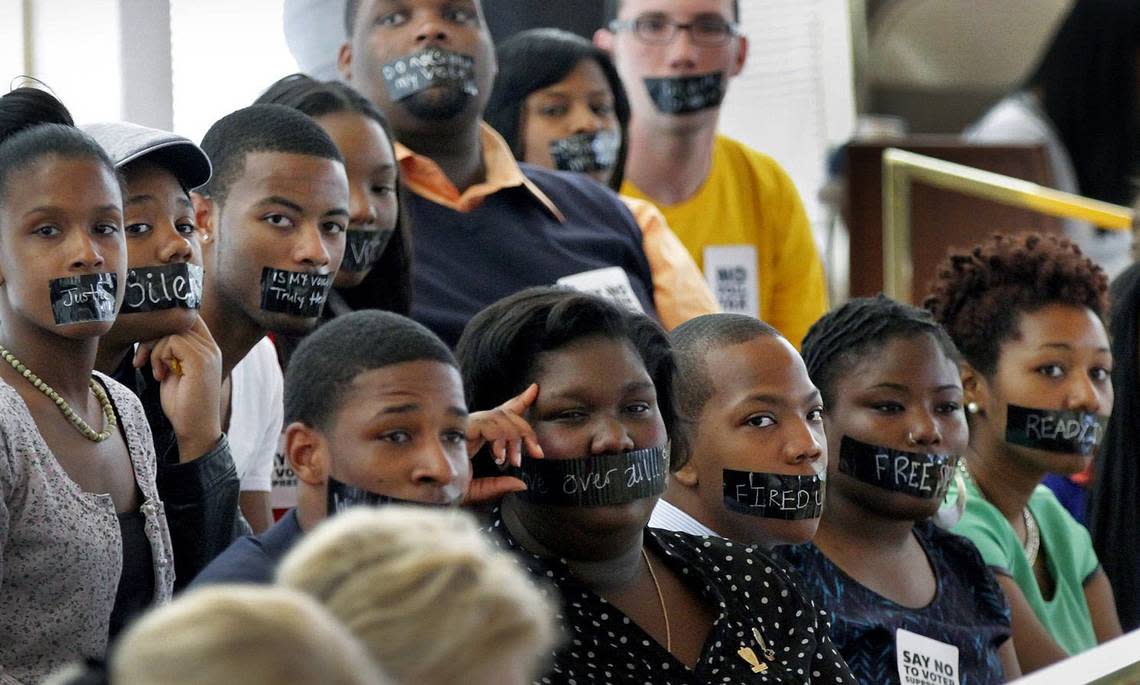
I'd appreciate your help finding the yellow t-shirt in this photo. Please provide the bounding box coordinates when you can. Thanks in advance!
[622,135,827,347]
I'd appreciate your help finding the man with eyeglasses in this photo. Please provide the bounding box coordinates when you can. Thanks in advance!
[596,0,827,349]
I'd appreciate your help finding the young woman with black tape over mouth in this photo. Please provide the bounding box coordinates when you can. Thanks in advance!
[779,295,1019,684]
[456,287,854,685]
[0,88,174,683]
[255,73,412,368]
[925,232,1122,673]
[84,122,242,590]
[484,28,718,331]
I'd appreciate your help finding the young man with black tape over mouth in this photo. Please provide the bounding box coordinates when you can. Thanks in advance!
[85,121,242,589]
[192,309,543,586]
[648,313,827,550]
[595,0,827,348]
[191,104,350,534]
[337,0,662,346]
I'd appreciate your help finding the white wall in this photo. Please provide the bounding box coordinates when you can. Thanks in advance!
[170,0,298,143]
[26,0,123,124]
[719,0,857,224]
[0,0,25,83]
[1,0,298,139]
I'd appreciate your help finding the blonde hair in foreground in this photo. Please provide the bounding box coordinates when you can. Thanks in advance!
[277,506,559,685]
[109,585,389,685]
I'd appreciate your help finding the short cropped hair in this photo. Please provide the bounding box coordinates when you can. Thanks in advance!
[278,507,558,684]
[604,0,740,22]
[802,294,959,408]
[197,104,344,206]
[284,310,457,431]
[669,314,780,462]
[924,232,1108,377]
[455,287,676,451]
[0,87,117,202]
[110,586,389,685]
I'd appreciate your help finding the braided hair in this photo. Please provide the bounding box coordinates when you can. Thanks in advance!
[923,232,1107,377]
[802,294,958,407]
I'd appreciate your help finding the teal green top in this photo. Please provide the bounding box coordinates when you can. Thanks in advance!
[948,477,1098,656]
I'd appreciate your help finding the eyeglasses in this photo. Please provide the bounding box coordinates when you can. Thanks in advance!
[608,14,740,47]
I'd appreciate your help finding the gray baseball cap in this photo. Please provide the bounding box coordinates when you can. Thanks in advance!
[83,121,212,190]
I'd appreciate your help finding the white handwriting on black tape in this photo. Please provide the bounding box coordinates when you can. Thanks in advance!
[125,270,197,309]
[562,459,661,496]
[735,483,822,512]
[1024,413,1101,445]
[875,453,953,495]
[267,272,329,307]
[383,51,471,94]
[60,285,113,308]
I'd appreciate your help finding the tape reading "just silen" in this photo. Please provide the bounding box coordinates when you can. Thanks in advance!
[120,263,203,314]
[50,273,118,325]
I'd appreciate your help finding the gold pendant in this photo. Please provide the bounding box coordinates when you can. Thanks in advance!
[737,647,768,673]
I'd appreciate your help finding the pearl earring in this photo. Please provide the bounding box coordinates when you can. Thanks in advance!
[967,402,980,415]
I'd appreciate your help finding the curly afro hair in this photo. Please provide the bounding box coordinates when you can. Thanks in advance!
[923,232,1108,377]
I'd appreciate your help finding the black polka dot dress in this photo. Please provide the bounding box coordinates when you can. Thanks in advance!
[488,511,856,684]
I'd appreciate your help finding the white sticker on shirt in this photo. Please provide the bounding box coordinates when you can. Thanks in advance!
[704,245,759,317]
[557,267,645,313]
[896,628,960,685]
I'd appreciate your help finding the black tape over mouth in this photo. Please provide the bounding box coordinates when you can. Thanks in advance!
[341,228,395,273]
[259,267,333,318]
[512,446,668,506]
[50,273,118,325]
[381,47,479,102]
[837,436,959,500]
[644,72,726,114]
[549,131,620,174]
[326,476,455,515]
[120,263,203,314]
[1005,404,1108,456]
[722,469,825,520]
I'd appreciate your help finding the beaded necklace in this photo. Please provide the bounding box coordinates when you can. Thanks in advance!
[0,342,116,442]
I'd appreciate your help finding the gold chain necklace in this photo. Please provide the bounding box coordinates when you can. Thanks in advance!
[0,342,116,442]
[642,547,672,653]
